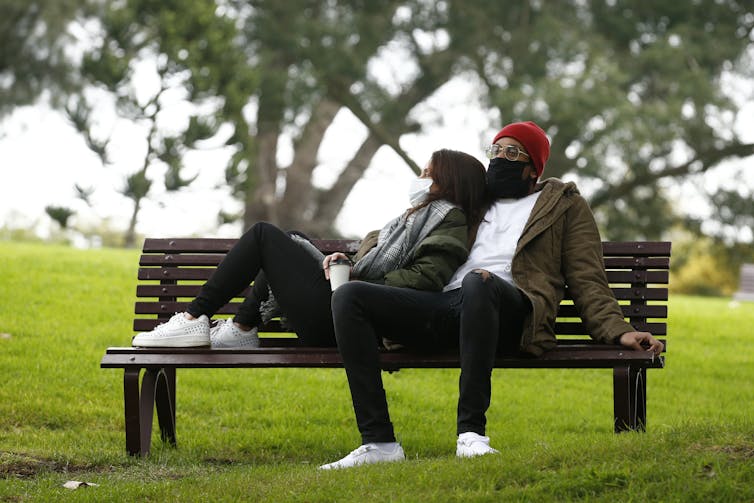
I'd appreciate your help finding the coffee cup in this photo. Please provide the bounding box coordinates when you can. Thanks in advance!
[328,258,351,291]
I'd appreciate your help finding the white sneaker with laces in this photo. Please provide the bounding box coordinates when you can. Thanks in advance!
[210,318,260,348]
[456,432,499,458]
[131,313,210,347]
[319,443,405,470]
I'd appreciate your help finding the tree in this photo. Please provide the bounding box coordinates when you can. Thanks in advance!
[0,1,89,117]
[45,205,75,229]
[454,0,754,240]
[72,0,754,243]
[68,0,251,246]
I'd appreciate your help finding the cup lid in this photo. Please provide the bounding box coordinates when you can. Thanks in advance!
[330,257,351,266]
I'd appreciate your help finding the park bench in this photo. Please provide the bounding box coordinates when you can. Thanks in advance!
[733,263,754,301]
[101,238,670,456]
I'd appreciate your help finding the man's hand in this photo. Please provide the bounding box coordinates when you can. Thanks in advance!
[322,252,350,280]
[619,331,664,356]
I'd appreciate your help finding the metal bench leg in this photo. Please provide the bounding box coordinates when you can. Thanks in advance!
[155,368,176,446]
[613,366,647,432]
[123,368,143,456]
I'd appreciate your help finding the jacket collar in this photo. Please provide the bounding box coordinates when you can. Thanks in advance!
[516,178,580,252]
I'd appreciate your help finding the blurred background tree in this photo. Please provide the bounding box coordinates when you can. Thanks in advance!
[0,0,91,116]
[2,0,753,293]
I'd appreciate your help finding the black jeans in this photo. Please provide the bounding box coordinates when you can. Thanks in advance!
[332,271,529,443]
[331,281,460,443]
[457,270,530,436]
[187,222,335,346]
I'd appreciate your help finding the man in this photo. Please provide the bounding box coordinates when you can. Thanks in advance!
[320,121,663,470]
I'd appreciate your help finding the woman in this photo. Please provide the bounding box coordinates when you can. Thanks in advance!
[131,148,487,349]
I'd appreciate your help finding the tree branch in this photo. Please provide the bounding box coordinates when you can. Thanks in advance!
[589,142,754,208]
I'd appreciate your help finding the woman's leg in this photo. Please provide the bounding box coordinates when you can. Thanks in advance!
[232,270,271,329]
[331,281,457,444]
[456,270,530,436]
[187,222,335,345]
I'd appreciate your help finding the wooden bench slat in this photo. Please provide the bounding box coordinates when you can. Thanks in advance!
[142,238,361,254]
[604,270,669,284]
[135,285,669,302]
[101,347,664,370]
[557,304,667,318]
[138,254,672,269]
[601,241,671,256]
[135,302,669,318]
[136,267,670,284]
[554,321,666,335]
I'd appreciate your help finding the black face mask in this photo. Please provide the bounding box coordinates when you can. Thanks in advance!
[486,157,533,199]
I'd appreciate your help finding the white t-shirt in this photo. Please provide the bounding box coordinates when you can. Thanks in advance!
[444,191,541,291]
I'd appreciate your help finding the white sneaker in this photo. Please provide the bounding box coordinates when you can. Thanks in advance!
[319,443,405,470]
[131,313,210,347]
[210,318,260,348]
[456,432,499,458]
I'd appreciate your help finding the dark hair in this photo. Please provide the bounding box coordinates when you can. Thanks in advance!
[409,149,487,243]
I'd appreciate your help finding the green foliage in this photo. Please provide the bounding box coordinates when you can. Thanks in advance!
[458,0,754,239]
[0,0,90,116]
[1,242,754,501]
[52,0,754,242]
[44,205,75,229]
[671,231,754,296]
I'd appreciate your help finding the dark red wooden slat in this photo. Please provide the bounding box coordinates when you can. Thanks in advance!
[604,270,669,284]
[133,318,287,332]
[602,257,670,269]
[135,302,240,315]
[138,267,670,284]
[601,241,671,256]
[554,321,666,335]
[557,304,667,318]
[101,347,664,370]
[136,285,207,297]
[610,288,668,301]
[142,238,361,254]
[138,268,215,281]
[140,254,227,267]
[142,238,238,253]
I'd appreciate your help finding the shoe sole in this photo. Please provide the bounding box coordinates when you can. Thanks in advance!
[132,335,210,348]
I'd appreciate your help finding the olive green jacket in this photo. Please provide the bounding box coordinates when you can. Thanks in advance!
[513,179,634,356]
[355,208,469,292]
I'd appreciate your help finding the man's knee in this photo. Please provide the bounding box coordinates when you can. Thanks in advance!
[462,269,494,294]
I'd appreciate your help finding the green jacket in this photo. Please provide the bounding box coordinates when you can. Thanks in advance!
[355,208,470,292]
[513,179,634,356]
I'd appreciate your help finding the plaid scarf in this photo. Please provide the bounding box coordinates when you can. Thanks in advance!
[352,199,458,281]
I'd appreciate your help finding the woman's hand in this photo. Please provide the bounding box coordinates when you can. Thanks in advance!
[322,252,351,280]
[619,331,664,356]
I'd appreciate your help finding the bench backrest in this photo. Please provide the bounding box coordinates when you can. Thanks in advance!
[738,264,754,292]
[134,238,670,344]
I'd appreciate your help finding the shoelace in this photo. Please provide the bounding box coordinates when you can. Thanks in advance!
[350,444,376,457]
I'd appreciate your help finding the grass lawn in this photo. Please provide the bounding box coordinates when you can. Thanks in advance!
[0,240,752,502]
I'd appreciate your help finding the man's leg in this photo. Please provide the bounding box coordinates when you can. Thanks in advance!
[331,281,455,443]
[457,270,529,436]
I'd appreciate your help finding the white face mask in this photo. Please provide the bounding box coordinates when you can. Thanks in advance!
[408,177,434,207]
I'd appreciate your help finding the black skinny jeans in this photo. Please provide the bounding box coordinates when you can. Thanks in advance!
[187,222,335,346]
[332,270,529,443]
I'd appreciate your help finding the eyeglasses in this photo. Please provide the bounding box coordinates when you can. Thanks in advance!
[484,144,530,161]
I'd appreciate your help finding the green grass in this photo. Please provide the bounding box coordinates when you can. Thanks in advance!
[1,240,752,502]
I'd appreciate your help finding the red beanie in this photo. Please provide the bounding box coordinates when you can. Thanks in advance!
[492,121,550,177]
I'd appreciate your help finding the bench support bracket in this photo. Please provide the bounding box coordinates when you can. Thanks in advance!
[123,367,177,456]
[613,366,647,432]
